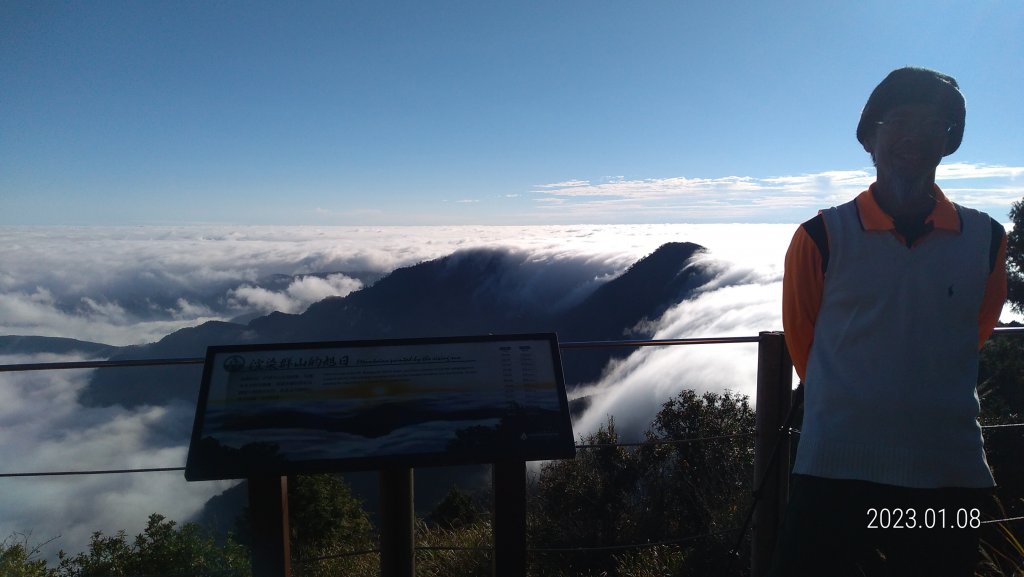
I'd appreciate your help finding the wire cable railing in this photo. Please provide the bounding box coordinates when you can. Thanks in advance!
[0,433,759,479]
[294,524,747,566]
[0,333,753,573]
[0,335,765,478]
[0,335,763,373]
[5,327,1021,372]
[3,331,1021,478]
[3,330,1023,573]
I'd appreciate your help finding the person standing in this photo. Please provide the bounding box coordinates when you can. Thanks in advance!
[771,67,1008,576]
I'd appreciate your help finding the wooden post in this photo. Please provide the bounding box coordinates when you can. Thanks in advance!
[492,460,527,577]
[380,467,415,577]
[247,476,291,577]
[751,331,793,577]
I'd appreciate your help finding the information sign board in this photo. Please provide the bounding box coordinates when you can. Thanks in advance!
[185,333,574,480]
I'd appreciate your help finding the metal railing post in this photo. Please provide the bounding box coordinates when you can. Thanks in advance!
[751,331,793,577]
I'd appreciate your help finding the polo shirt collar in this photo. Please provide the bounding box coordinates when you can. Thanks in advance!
[856,184,960,233]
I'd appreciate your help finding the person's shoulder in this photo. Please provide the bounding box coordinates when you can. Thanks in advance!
[953,203,1005,234]
[951,203,1007,273]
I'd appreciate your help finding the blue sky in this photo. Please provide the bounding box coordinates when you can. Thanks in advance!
[2,1,1022,225]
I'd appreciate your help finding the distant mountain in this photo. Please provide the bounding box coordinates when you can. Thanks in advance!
[81,242,711,409]
[75,241,713,533]
[0,335,120,358]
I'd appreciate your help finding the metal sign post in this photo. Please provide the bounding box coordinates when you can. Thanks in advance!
[380,467,415,577]
[247,476,291,577]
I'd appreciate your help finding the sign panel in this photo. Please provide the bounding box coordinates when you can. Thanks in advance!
[185,333,574,480]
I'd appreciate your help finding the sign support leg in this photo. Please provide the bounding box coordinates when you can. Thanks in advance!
[380,467,415,577]
[493,460,527,577]
[247,476,291,577]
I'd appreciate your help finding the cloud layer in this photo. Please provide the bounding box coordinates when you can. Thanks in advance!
[0,352,235,559]
[0,224,797,345]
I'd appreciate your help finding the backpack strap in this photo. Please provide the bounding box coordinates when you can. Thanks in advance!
[989,217,1005,274]
[801,214,830,274]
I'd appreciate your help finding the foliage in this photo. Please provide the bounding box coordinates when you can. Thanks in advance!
[1005,198,1024,313]
[632,390,754,577]
[983,195,1024,521]
[414,518,492,577]
[529,389,755,577]
[979,336,1024,522]
[964,195,1024,576]
[234,474,377,577]
[986,194,1024,520]
[428,485,488,529]
[54,514,248,577]
[1,533,56,577]
[613,545,688,577]
[232,474,376,566]
[292,518,494,577]
[530,417,642,575]
[289,540,378,577]
[638,390,755,541]
[287,474,375,559]
[978,499,1024,577]
[979,336,1024,426]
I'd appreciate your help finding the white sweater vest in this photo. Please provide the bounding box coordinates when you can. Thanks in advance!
[793,199,995,488]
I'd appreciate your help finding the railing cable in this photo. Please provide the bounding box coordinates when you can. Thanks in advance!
[0,335,763,374]
[529,526,743,554]
[0,357,205,372]
[982,515,1024,525]
[0,467,185,478]
[575,431,755,449]
[296,526,744,565]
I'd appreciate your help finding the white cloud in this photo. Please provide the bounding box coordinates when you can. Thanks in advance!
[937,163,1024,180]
[0,289,224,346]
[533,163,1023,222]
[571,257,783,440]
[534,179,591,189]
[0,353,235,561]
[78,298,130,324]
[226,285,296,315]
[169,298,215,320]
[285,274,363,305]
[227,273,363,315]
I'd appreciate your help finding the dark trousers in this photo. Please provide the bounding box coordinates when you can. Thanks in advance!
[766,474,992,577]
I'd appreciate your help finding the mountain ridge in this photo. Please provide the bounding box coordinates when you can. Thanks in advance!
[0,335,120,358]
[2,241,719,539]
[74,241,710,407]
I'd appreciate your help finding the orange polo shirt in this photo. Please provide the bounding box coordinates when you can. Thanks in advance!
[782,185,1008,380]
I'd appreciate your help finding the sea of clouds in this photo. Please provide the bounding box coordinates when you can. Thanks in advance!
[0,224,798,345]
[0,223,1017,560]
